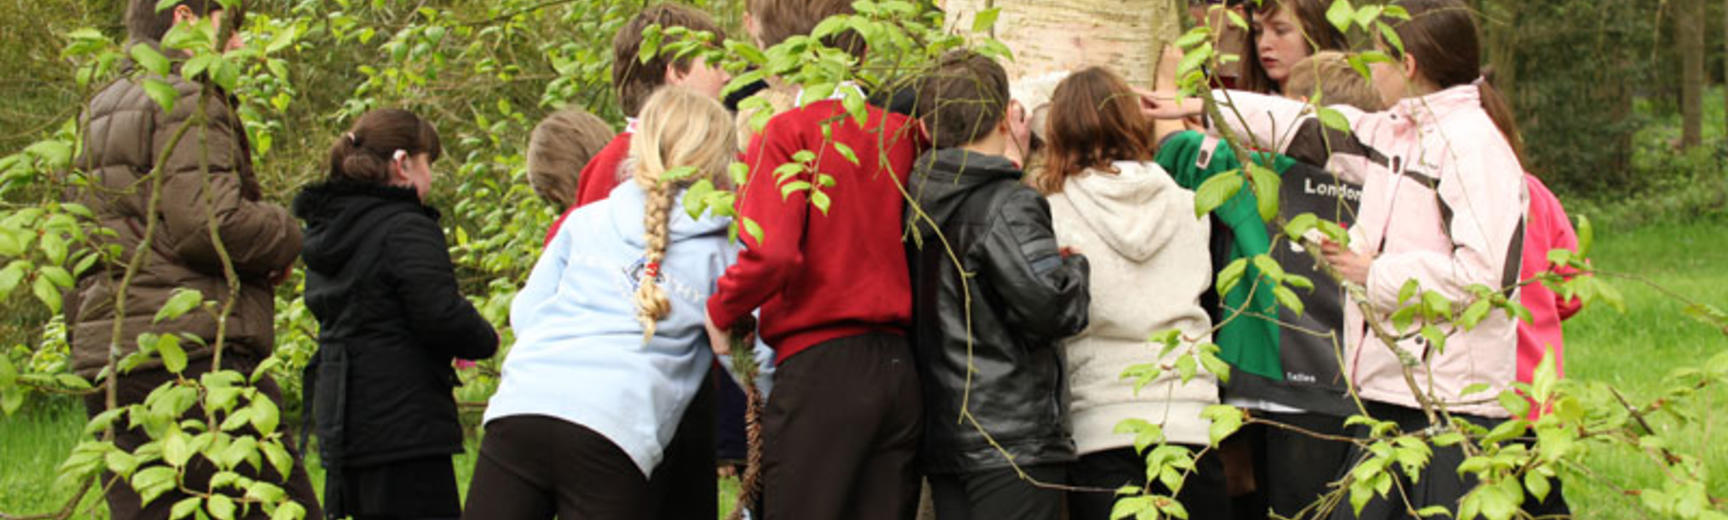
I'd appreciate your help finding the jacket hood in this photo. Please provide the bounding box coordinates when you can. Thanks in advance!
[292,180,433,273]
[601,180,733,248]
[1058,161,1190,262]
[907,148,1022,240]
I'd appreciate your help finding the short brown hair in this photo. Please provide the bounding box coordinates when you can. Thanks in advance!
[613,4,726,118]
[328,109,442,185]
[918,51,1010,149]
[527,108,616,208]
[127,0,243,43]
[1284,51,1387,111]
[1037,67,1157,194]
[747,0,864,58]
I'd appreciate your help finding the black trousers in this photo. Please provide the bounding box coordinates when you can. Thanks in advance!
[83,357,323,520]
[1328,403,1571,520]
[760,333,923,520]
[340,456,460,519]
[464,416,658,519]
[928,464,1066,520]
[648,371,718,520]
[1232,410,1355,519]
[1069,446,1232,520]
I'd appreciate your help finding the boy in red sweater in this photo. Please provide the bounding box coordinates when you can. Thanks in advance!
[544,3,730,240]
[703,0,926,517]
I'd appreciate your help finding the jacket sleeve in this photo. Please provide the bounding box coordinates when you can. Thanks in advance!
[155,86,301,278]
[1206,89,1369,156]
[1531,178,1585,320]
[1364,141,1526,312]
[979,188,1091,342]
[383,215,499,360]
[706,117,808,329]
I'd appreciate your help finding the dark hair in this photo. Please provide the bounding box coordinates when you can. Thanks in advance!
[747,0,865,60]
[1389,0,1523,161]
[1037,67,1157,194]
[1238,0,1349,94]
[613,3,726,118]
[917,51,1010,149]
[127,0,244,43]
[328,109,442,184]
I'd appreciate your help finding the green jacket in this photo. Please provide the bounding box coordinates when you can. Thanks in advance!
[1156,131,1291,382]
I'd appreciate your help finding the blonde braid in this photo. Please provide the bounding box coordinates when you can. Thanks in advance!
[634,168,675,343]
[628,86,737,343]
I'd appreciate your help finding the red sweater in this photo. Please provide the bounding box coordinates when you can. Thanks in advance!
[707,100,922,363]
[1517,174,1582,418]
[543,133,633,246]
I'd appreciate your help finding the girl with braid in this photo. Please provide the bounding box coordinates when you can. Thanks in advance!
[465,86,739,519]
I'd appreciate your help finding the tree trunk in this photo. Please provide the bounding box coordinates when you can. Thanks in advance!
[1722,0,1726,142]
[1680,0,1706,148]
[1481,0,1521,109]
[940,0,1183,87]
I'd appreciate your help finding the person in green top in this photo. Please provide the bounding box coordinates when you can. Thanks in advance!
[1147,48,1389,518]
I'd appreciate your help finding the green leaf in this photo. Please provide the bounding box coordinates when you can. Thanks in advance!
[133,465,177,505]
[1174,28,1210,50]
[142,78,178,114]
[251,393,280,434]
[0,261,25,301]
[208,493,236,520]
[170,496,202,519]
[1284,213,1319,241]
[1460,382,1491,396]
[779,180,812,200]
[1194,170,1244,218]
[270,502,306,520]
[156,333,187,374]
[130,44,172,76]
[1215,258,1249,296]
[1248,162,1281,222]
[810,190,832,215]
[1202,405,1245,445]
[1326,0,1356,33]
[32,275,62,313]
[1274,285,1305,316]
[263,441,293,479]
[741,218,764,247]
[1177,42,1214,77]
[662,165,699,182]
[1317,106,1351,132]
[971,7,1002,33]
[155,288,204,324]
[833,141,860,166]
[1575,214,1593,258]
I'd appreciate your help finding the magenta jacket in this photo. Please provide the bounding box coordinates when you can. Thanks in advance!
[1208,85,1528,417]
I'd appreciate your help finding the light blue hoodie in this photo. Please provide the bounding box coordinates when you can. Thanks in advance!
[485,181,734,478]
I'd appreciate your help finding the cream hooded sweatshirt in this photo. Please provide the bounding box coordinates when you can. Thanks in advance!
[1048,161,1219,453]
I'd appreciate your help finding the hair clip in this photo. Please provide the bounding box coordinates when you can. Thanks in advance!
[345,132,358,145]
[644,261,661,280]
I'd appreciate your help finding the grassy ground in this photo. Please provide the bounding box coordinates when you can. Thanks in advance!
[2,217,1722,519]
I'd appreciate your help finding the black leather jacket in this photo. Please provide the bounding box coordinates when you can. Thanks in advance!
[904,149,1091,474]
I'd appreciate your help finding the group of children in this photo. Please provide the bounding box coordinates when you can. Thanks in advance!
[148,0,1584,519]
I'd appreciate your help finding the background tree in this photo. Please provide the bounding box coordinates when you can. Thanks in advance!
[940,0,1182,86]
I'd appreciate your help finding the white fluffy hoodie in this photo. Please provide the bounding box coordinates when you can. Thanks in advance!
[1048,161,1219,453]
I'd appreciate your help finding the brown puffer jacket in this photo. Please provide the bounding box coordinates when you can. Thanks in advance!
[67,52,301,378]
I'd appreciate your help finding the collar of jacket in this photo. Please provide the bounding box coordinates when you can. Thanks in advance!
[1388,84,1481,132]
[913,148,1022,183]
[293,180,439,220]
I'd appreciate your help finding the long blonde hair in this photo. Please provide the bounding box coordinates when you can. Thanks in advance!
[629,86,737,341]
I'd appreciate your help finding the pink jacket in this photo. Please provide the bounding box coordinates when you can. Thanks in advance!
[1518,175,1581,417]
[1211,86,1528,417]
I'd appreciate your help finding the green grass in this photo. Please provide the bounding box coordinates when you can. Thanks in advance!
[1559,219,1728,519]
[1,220,1722,518]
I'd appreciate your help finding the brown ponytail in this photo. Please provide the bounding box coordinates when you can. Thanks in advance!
[1391,0,1524,162]
[328,109,442,184]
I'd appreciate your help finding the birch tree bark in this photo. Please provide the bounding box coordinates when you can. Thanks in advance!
[941,0,1185,87]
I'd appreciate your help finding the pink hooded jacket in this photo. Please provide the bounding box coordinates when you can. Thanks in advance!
[1517,175,1582,417]
[1209,85,1528,418]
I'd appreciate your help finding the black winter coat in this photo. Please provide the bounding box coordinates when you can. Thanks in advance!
[904,149,1091,474]
[292,181,497,470]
